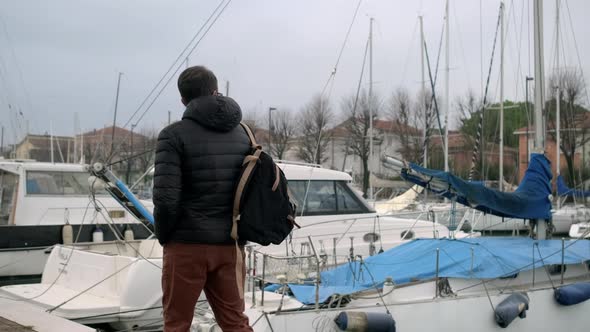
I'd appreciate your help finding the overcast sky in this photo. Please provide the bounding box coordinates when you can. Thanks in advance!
[1,0,589,145]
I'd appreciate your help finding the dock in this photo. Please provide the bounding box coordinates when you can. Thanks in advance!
[0,297,94,332]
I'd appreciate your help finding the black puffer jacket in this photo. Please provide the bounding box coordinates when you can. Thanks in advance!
[153,96,250,245]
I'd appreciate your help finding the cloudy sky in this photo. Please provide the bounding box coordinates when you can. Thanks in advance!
[1,0,589,145]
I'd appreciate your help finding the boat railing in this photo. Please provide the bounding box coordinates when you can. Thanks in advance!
[246,236,323,309]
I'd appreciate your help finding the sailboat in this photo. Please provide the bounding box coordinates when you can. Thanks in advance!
[187,2,590,330]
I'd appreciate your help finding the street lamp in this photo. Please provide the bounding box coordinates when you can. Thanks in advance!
[268,107,276,157]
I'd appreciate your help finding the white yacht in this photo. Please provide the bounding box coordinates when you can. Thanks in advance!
[0,161,462,331]
[0,160,153,282]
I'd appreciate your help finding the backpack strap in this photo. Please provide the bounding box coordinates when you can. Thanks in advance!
[239,122,260,149]
[231,122,263,241]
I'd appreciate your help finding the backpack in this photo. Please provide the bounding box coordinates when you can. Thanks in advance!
[230,122,299,246]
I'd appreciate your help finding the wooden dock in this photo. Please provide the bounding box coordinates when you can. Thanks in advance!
[0,298,94,332]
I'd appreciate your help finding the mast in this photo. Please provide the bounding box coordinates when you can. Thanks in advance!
[499,1,505,191]
[110,72,123,156]
[50,121,54,164]
[369,17,374,200]
[533,0,547,239]
[555,0,561,208]
[420,16,427,168]
[444,0,450,173]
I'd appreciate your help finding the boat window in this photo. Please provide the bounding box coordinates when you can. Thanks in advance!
[0,170,18,225]
[26,171,94,196]
[400,230,415,240]
[288,180,368,216]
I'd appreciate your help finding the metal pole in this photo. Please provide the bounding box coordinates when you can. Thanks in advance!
[435,248,440,298]
[0,126,4,157]
[444,0,450,173]
[333,237,337,266]
[268,107,276,157]
[561,237,565,284]
[499,1,505,191]
[261,255,266,306]
[533,0,547,239]
[50,121,54,163]
[307,236,321,311]
[420,15,427,168]
[555,0,561,208]
[226,80,230,97]
[168,111,171,125]
[111,72,123,155]
[369,17,374,200]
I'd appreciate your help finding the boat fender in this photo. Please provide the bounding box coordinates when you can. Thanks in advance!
[124,225,135,241]
[334,311,395,332]
[554,282,590,306]
[494,292,529,328]
[62,222,73,245]
[92,225,104,243]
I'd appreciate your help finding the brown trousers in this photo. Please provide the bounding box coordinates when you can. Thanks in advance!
[162,242,252,332]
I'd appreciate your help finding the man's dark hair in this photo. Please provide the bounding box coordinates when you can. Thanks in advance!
[178,66,218,102]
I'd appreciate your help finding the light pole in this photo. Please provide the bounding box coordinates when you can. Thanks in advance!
[268,107,276,157]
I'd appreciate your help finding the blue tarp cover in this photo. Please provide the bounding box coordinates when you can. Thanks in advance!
[400,153,552,219]
[288,238,590,304]
[557,175,590,198]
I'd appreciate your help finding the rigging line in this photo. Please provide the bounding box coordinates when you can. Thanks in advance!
[422,22,446,157]
[469,3,503,181]
[451,2,472,90]
[564,0,590,107]
[0,13,33,120]
[511,0,527,101]
[360,261,392,315]
[107,0,232,163]
[328,0,363,84]
[131,0,232,132]
[46,258,140,314]
[119,0,227,131]
[106,147,156,167]
[399,19,419,87]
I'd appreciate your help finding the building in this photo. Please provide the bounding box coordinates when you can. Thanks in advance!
[14,134,76,162]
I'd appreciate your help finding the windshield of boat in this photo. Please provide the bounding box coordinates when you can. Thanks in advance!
[288,180,371,216]
[25,171,106,196]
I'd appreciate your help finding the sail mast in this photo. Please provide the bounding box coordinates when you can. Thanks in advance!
[533,0,547,239]
[369,17,374,200]
[444,0,450,173]
[420,15,427,168]
[555,0,561,208]
[499,2,505,191]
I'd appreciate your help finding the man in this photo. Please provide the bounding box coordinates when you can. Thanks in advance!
[153,66,252,332]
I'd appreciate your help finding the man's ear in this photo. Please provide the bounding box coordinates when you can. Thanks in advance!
[181,98,187,106]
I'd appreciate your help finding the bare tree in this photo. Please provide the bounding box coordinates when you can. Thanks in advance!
[270,109,297,160]
[297,95,332,164]
[547,68,589,186]
[388,87,422,162]
[136,128,158,175]
[242,108,259,133]
[342,90,381,197]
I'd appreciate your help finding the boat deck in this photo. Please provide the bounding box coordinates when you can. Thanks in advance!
[0,297,93,332]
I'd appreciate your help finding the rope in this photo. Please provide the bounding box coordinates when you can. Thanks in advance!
[106,147,156,167]
[469,3,503,180]
[106,0,233,163]
[360,260,392,315]
[535,242,557,290]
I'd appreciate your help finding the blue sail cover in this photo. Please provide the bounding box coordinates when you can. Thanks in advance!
[399,153,552,219]
[288,238,590,304]
[557,174,590,198]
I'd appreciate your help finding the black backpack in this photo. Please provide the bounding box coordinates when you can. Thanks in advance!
[230,123,298,246]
